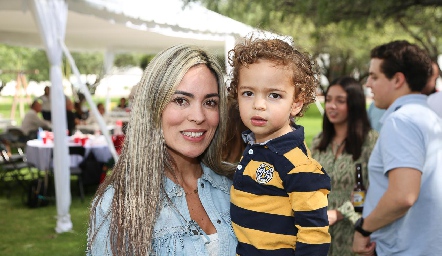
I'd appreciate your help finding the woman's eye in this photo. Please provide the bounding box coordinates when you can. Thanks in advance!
[269,93,281,99]
[172,97,188,106]
[204,99,219,108]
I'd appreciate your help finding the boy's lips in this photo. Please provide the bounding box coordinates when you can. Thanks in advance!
[251,116,267,126]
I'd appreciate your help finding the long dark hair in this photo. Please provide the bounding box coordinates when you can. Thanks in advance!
[315,76,371,160]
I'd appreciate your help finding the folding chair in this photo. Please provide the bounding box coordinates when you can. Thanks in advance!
[50,146,87,202]
[68,146,86,202]
[0,150,32,198]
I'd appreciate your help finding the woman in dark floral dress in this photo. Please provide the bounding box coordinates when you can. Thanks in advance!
[311,77,378,256]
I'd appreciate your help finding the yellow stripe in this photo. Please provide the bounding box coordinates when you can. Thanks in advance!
[295,225,331,244]
[284,147,308,164]
[284,148,325,175]
[243,160,284,189]
[232,222,296,250]
[287,161,324,174]
[230,188,293,216]
[288,189,329,211]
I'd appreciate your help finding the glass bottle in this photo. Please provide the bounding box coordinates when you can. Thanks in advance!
[352,163,366,213]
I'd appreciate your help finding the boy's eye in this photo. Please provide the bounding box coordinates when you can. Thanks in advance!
[269,93,281,99]
[241,91,253,97]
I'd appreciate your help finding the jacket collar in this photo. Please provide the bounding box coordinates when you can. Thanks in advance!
[164,163,230,196]
[241,125,305,155]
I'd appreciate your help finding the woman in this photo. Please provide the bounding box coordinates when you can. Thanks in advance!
[311,77,378,256]
[87,45,237,255]
[221,96,247,163]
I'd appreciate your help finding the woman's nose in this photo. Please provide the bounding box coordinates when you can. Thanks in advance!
[187,105,205,124]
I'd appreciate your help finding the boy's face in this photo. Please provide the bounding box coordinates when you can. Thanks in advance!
[237,60,303,143]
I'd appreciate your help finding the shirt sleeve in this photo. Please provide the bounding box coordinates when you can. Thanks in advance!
[380,113,425,174]
[284,150,331,256]
[87,188,114,255]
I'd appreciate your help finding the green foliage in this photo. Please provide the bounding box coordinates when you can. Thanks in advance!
[69,52,104,76]
[0,45,145,85]
[113,53,139,68]
[139,54,156,70]
[191,0,441,84]
[0,44,48,82]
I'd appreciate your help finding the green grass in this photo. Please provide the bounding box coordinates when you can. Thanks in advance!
[0,97,324,255]
[297,103,323,149]
[0,192,93,256]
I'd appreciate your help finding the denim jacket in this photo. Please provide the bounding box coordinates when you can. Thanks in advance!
[87,164,237,255]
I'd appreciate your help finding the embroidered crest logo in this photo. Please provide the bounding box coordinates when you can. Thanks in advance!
[255,163,274,184]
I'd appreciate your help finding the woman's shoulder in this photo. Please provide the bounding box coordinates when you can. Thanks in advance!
[365,129,379,146]
[92,186,115,215]
[310,131,323,149]
[201,164,232,194]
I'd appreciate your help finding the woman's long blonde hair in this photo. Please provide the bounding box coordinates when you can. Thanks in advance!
[88,45,233,255]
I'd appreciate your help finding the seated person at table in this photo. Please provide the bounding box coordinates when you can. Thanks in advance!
[113,97,128,111]
[83,103,109,126]
[66,98,80,136]
[74,101,88,121]
[78,92,90,119]
[21,100,51,137]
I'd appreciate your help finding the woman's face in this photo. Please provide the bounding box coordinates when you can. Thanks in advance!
[161,65,220,159]
[325,85,348,126]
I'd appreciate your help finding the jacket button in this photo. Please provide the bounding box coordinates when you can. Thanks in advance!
[217,219,221,224]
[248,149,253,154]
[201,183,204,188]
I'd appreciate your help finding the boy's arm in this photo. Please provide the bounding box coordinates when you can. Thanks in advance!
[286,160,331,256]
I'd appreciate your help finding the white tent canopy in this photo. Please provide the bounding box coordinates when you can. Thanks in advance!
[0,0,256,55]
[0,0,261,233]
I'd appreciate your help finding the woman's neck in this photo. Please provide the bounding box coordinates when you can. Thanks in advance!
[333,123,348,143]
[165,150,203,186]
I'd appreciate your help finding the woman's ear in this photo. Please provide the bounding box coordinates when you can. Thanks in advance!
[290,100,304,117]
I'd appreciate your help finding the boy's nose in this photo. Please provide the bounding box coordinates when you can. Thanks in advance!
[253,97,266,111]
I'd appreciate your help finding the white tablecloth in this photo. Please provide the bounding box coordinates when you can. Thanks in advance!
[26,137,112,170]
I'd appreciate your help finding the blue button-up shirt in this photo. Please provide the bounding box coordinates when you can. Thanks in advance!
[87,164,237,255]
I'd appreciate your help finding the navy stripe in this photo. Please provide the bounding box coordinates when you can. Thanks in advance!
[284,172,331,192]
[295,207,329,227]
[237,242,295,256]
[231,203,296,236]
[295,241,330,256]
[233,175,289,197]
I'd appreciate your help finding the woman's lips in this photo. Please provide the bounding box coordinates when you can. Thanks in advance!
[181,130,206,142]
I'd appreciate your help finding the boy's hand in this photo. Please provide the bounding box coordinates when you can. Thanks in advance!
[327,209,343,225]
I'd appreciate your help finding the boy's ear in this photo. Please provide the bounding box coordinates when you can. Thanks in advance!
[290,100,303,117]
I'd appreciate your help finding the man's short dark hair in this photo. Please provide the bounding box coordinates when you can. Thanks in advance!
[370,40,432,92]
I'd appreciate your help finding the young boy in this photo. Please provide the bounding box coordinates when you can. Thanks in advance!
[229,37,331,255]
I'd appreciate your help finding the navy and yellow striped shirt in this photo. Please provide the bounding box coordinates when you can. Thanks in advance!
[231,126,331,256]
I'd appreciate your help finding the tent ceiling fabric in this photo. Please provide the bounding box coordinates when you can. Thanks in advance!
[0,0,255,54]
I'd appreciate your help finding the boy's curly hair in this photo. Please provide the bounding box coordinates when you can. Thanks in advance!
[228,35,319,117]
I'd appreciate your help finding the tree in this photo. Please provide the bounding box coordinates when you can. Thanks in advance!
[0,44,145,95]
[189,0,442,85]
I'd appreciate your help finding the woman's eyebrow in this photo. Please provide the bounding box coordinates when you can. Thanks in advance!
[174,90,193,98]
[174,91,220,99]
